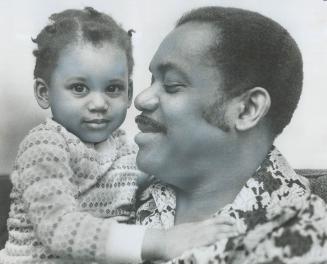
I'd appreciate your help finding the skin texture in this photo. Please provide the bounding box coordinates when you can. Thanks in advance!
[35,41,132,143]
[134,23,237,191]
[135,22,273,224]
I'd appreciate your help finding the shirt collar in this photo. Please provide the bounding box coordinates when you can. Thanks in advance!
[217,146,310,232]
[139,147,310,231]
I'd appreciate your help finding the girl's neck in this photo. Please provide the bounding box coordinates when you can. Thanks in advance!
[93,137,116,156]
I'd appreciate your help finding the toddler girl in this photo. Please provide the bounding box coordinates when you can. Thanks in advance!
[0,7,236,264]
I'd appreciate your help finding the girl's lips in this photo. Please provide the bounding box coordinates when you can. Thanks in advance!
[84,119,110,124]
[83,119,110,129]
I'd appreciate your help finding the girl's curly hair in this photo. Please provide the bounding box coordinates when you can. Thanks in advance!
[32,7,134,84]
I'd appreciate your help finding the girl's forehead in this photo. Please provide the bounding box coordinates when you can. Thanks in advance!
[52,41,129,79]
[59,41,126,64]
[63,40,123,55]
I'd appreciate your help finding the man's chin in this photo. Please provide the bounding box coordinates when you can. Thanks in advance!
[136,155,180,188]
[134,131,163,146]
[135,142,164,173]
[135,150,156,175]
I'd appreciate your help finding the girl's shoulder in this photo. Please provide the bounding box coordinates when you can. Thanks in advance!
[17,118,72,158]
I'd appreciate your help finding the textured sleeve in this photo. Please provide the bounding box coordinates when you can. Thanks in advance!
[13,128,145,263]
[241,194,327,264]
[165,195,327,264]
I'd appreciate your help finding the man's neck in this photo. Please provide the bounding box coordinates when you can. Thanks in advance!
[174,139,273,224]
[175,185,242,224]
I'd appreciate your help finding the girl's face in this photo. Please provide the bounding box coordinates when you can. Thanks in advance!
[47,42,132,143]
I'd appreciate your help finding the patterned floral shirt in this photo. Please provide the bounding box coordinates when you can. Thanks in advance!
[137,147,327,264]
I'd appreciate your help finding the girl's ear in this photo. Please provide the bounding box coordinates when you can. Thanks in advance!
[235,87,271,131]
[127,79,133,108]
[34,78,50,109]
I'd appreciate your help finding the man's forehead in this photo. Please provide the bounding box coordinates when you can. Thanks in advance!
[150,22,219,72]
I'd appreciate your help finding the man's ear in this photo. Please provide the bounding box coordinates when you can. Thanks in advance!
[127,79,133,108]
[34,78,50,109]
[235,87,271,131]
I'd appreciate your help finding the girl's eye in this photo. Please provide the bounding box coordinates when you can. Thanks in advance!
[70,83,88,95]
[106,85,123,96]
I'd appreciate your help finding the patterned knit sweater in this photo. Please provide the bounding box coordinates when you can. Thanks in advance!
[0,118,146,264]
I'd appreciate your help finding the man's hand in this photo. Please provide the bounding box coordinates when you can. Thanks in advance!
[142,215,239,261]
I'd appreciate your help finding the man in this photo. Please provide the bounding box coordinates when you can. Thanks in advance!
[135,6,327,264]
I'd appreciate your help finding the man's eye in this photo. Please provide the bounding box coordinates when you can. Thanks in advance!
[164,83,184,94]
[106,85,123,96]
[70,84,88,95]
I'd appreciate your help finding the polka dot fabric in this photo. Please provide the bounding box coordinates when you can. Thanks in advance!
[0,118,145,263]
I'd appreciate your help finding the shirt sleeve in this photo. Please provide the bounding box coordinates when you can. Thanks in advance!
[243,194,327,264]
[13,128,145,263]
[164,194,327,264]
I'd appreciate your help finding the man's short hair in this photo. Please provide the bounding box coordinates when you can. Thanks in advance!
[176,7,303,136]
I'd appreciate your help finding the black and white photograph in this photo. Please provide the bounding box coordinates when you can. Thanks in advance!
[0,0,326,263]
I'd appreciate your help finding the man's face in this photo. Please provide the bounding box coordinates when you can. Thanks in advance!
[134,23,235,189]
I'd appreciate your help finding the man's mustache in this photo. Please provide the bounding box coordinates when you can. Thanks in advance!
[135,115,167,133]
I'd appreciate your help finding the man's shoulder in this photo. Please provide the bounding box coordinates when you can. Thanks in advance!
[249,192,327,262]
[296,169,327,203]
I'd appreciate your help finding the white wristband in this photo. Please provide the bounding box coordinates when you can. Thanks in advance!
[105,223,146,264]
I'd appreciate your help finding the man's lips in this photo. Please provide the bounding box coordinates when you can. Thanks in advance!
[135,115,167,133]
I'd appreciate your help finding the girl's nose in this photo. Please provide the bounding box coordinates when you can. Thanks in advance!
[134,86,159,112]
[87,93,109,112]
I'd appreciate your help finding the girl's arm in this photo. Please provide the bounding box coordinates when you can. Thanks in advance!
[14,129,145,263]
[15,128,238,263]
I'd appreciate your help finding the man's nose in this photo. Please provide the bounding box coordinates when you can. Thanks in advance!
[134,86,159,112]
[87,93,109,112]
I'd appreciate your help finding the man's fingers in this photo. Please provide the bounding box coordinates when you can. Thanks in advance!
[213,224,238,233]
[215,231,239,241]
[202,215,236,226]
[214,215,236,224]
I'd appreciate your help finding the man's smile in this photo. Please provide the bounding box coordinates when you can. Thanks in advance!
[135,115,167,133]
